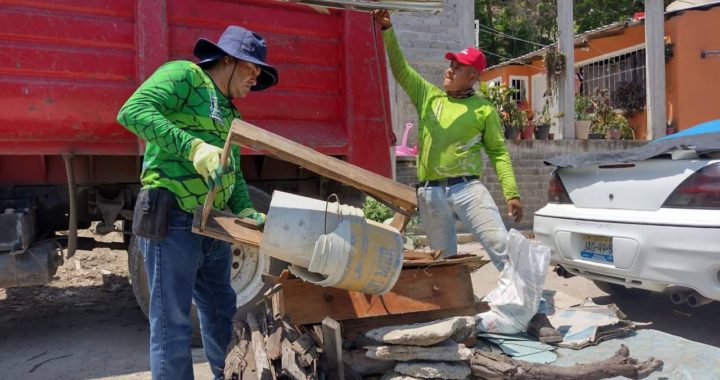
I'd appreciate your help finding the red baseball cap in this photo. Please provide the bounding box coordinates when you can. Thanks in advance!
[445,47,487,73]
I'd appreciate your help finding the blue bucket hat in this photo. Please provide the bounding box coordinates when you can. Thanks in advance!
[193,26,278,91]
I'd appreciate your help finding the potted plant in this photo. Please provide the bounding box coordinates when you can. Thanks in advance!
[589,89,613,139]
[607,113,633,140]
[480,83,524,140]
[613,81,645,115]
[534,100,553,140]
[574,94,593,139]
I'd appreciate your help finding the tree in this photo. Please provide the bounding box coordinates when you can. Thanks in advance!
[474,0,675,66]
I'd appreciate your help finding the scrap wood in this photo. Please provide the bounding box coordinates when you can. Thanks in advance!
[247,313,273,380]
[470,344,664,380]
[272,265,475,325]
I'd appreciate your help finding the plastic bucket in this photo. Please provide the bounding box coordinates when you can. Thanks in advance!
[261,191,404,294]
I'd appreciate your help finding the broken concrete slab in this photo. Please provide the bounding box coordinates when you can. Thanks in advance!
[365,316,475,346]
[394,361,471,379]
[380,372,422,380]
[366,342,473,361]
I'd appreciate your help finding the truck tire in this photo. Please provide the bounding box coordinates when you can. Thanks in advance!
[127,186,286,347]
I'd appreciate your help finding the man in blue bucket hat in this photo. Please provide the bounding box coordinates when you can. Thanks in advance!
[117,26,277,380]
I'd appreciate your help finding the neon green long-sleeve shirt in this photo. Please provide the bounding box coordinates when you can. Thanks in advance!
[117,61,253,214]
[383,29,520,200]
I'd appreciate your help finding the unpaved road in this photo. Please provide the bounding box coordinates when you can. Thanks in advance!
[1,236,719,379]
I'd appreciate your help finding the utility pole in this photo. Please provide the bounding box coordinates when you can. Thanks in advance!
[645,0,666,139]
[557,0,575,139]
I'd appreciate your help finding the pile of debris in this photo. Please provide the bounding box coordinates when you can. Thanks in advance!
[225,313,664,380]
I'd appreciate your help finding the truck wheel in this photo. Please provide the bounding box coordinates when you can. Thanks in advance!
[127,186,286,347]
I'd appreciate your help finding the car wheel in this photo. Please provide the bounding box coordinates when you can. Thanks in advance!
[592,280,647,298]
[127,185,286,347]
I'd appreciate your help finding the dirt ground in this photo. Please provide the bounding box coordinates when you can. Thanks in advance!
[1,234,719,379]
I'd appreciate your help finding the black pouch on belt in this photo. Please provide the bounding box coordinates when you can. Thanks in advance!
[132,188,177,240]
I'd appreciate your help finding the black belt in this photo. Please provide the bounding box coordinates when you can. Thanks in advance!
[425,175,478,187]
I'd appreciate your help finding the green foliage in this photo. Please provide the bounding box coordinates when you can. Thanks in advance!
[613,81,645,114]
[474,0,675,65]
[575,94,593,120]
[480,83,527,130]
[590,88,613,135]
[362,196,394,223]
[607,113,634,139]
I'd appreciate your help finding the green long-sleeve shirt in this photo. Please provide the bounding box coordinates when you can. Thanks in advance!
[117,61,253,214]
[383,29,520,200]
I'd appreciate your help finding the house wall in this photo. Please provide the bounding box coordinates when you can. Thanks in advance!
[666,6,720,131]
[480,5,720,139]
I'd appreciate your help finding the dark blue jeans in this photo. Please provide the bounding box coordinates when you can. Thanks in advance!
[139,208,237,380]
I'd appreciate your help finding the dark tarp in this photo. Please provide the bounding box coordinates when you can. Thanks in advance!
[545,120,720,168]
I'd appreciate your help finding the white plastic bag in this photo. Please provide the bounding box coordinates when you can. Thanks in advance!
[476,229,551,334]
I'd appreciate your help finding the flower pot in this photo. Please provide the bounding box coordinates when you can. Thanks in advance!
[534,123,551,140]
[574,120,591,139]
[521,125,534,140]
[504,127,520,140]
[666,127,675,135]
[588,132,605,140]
[608,128,621,140]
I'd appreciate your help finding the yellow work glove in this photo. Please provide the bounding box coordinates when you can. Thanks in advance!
[238,208,266,227]
[188,139,222,181]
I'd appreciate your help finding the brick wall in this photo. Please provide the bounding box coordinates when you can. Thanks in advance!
[396,140,647,231]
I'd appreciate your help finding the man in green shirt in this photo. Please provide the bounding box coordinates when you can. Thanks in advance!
[374,11,560,340]
[117,26,278,379]
[373,10,521,261]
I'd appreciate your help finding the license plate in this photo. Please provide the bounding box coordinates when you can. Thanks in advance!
[580,235,613,263]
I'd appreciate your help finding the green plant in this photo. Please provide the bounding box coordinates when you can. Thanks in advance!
[607,113,634,139]
[590,88,613,135]
[542,47,566,104]
[362,196,394,223]
[613,81,645,115]
[574,94,593,120]
[480,83,527,132]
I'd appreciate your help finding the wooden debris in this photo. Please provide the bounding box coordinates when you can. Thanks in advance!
[470,344,664,380]
[321,317,344,380]
[224,320,251,380]
[247,313,272,380]
[273,265,476,325]
[281,339,312,380]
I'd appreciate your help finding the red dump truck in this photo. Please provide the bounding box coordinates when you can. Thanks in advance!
[0,0,393,322]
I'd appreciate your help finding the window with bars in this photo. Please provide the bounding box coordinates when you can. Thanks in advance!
[509,76,528,102]
[577,48,646,108]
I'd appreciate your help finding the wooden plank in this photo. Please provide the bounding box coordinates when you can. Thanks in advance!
[389,212,410,232]
[230,119,417,212]
[200,123,234,231]
[192,207,262,248]
[274,265,475,325]
[321,317,344,380]
[247,313,272,380]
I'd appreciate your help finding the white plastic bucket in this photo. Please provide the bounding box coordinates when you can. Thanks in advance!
[261,191,404,294]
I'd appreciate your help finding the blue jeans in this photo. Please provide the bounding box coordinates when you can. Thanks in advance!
[417,180,549,315]
[139,208,237,380]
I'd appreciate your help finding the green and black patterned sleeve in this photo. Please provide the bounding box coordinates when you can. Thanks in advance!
[117,63,198,160]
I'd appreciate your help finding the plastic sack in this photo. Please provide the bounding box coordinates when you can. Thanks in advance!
[476,229,551,334]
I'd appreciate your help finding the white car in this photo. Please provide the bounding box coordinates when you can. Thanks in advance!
[534,121,720,307]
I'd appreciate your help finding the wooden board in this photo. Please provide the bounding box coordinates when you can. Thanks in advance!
[192,207,262,248]
[272,265,475,325]
[230,119,417,213]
